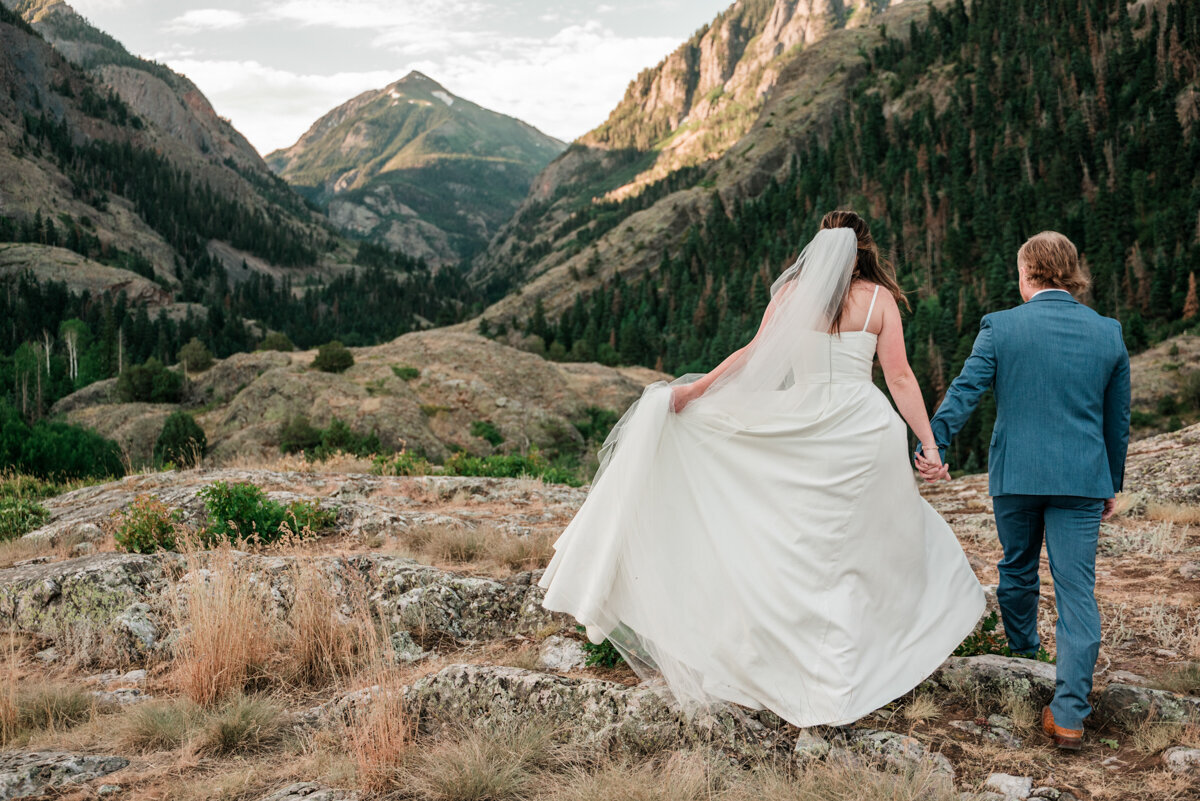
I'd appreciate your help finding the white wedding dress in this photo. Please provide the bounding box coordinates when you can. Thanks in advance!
[538,229,985,728]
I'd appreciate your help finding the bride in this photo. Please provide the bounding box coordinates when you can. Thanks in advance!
[539,210,985,727]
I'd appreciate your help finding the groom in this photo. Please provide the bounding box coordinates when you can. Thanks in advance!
[917,231,1130,751]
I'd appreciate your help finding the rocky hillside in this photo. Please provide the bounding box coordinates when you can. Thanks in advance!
[49,329,663,466]
[466,0,924,308]
[268,72,566,268]
[0,421,1197,799]
[0,0,337,287]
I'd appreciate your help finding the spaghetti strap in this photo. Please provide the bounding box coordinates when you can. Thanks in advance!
[862,285,880,332]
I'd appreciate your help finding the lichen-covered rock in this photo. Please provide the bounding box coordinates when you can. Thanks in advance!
[0,550,566,668]
[984,773,1033,799]
[403,664,791,762]
[792,729,832,763]
[0,553,168,665]
[537,635,587,672]
[1163,747,1200,775]
[831,729,955,785]
[949,714,1022,748]
[1096,683,1200,726]
[257,782,360,801]
[931,655,1057,710]
[1123,423,1200,504]
[0,752,129,800]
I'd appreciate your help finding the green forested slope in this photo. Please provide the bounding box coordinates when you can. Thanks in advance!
[502,0,1200,468]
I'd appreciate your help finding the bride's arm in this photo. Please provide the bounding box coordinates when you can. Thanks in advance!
[874,292,943,466]
[672,284,792,411]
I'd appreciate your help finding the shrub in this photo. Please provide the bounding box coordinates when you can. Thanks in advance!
[0,498,49,542]
[391,365,420,380]
[576,626,626,668]
[279,416,380,460]
[470,420,505,446]
[312,341,354,373]
[258,331,295,352]
[1181,370,1200,412]
[113,495,181,553]
[154,411,207,468]
[15,420,124,482]
[1156,394,1180,416]
[115,698,199,753]
[954,611,1053,662]
[116,358,183,403]
[572,407,620,443]
[1130,410,1158,427]
[200,481,334,545]
[177,337,214,373]
[443,450,581,486]
[279,416,322,455]
[193,694,287,756]
[1,683,96,745]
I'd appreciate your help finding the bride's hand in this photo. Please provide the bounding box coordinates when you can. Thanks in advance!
[671,385,696,413]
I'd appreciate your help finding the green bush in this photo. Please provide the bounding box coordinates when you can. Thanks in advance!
[571,407,620,443]
[117,358,183,403]
[258,332,295,352]
[279,416,322,455]
[391,365,420,380]
[1156,394,1180,416]
[0,497,50,541]
[311,341,354,373]
[178,338,214,373]
[11,420,124,482]
[576,627,626,669]
[154,412,207,468]
[954,611,1054,662]
[442,449,581,486]
[113,495,180,553]
[279,416,380,460]
[470,420,504,447]
[1181,370,1200,412]
[1130,410,1158,428]
[199,481,335,545]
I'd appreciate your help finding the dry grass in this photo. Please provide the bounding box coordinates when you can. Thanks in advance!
[999,688,1039,735]
[1155,662,1200,696]
[1128,717,1188,755]
[403,723,570,801]
[220,450,375,475]
[1101,521,1190,557]
[397,521,557,574]
[278,560,370,688]
[170,544,277,706]
[901,693,942,725]
[190,694,290,757]
[344,682,413,793]
[1145,501,1200,526]
[115,697,201,753]
[0,529,92,569]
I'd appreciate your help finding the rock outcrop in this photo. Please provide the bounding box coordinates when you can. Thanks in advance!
[0,752,128,801]
[52,329,664,466]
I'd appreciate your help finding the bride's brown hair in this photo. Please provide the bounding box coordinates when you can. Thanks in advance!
[820,210,909,331]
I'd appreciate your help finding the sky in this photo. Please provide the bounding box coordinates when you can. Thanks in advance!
[65,0,733,156]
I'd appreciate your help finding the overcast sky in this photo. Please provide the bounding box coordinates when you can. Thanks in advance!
[66,0,732,155]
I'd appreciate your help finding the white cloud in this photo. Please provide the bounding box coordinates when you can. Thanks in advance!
[263,0,486,29]
[167,8,248,32]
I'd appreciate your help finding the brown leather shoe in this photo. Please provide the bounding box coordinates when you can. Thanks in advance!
[1042,706,1083,751]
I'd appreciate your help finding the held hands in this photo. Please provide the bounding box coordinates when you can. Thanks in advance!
[914,445,950,483]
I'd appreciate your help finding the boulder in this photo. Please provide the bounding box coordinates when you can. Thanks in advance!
[0,752,129,801]
[537,635,587,672]
[402,663,791,762]
[1163,747,1200,775]
[830,729,955,785]
[257,783,360,801]
[931,655,1057,709]
[1096,683,1200,726]
[984,773,1033,799]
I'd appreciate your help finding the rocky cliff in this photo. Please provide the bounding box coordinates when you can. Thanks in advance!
[467,0,929,317]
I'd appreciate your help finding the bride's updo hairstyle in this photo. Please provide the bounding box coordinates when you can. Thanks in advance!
[819,210,909,331]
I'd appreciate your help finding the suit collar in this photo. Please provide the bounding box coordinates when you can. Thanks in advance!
[1027,289,1078,304]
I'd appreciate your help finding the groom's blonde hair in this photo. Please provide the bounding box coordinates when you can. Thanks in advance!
[1018,232,1090,295]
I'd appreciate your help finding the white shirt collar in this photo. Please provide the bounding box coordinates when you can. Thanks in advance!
[1031,288,1071,299]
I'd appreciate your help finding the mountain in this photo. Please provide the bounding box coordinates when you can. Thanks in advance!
[483,0,1200,470]
[0,6,477,421]
[267,72,567,268]
[467,0,902,304]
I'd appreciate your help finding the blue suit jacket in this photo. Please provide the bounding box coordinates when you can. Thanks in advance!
[928,290,1131,498]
